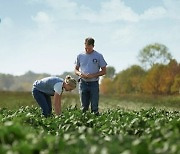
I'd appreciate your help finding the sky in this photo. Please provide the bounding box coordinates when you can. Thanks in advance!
[0,0,180,75]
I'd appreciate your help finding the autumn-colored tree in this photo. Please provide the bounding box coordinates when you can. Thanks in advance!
[100,66,116,94]
[142,59,180,94]
[100,78,114,95]
[159,59,180,94]
[114,65,146,94]
[171,75,180,94]
[142,64,166,94]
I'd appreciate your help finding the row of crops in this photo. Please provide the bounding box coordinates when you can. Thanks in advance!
[0,106,180,154]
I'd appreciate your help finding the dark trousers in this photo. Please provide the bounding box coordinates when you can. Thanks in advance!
[32,87,52,117]
[79,80,99,113]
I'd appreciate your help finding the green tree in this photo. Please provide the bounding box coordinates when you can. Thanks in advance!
[0,74,14,90]
[105,66,116,79]
[138,43,172,69]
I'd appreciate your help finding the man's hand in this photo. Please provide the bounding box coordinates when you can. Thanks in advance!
[80,73,95,79]
[86,74,94,79]
[80,73,89,79]
[86,67,106,79]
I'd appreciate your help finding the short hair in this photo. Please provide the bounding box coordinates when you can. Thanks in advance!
[85,37,95,46]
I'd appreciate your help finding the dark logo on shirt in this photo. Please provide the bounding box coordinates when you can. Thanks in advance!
[93,59,98,63]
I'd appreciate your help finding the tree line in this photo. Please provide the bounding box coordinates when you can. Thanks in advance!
[100,43,180,95]
[0,71,78,92]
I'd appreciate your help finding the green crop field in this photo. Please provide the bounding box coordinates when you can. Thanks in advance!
[0,91,180,153]
[1,91,180,111]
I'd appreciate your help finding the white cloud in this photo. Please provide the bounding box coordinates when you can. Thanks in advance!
[100,0,139,22]
[80,0,179,23]
[45,0,77,10]
[31,11,57,41]
[27,0,79,20]
[140,7,167,20]
[27,0,180,23]
[32,11,53,23]
[28,0,139,23]
[80,0,139,23]
[44,0,79,20]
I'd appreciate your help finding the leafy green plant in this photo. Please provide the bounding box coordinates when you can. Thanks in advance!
[0,106,180,154]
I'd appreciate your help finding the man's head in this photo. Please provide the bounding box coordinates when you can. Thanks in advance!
[85,37,95,46]
[85,37,95,54]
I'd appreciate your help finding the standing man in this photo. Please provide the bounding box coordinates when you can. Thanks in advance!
[75,37,107,115]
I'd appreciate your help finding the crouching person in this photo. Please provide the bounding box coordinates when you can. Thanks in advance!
[32,75,76,117]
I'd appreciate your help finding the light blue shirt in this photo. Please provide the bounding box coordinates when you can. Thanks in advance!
[33,77,64,95]
[75,50,107,81]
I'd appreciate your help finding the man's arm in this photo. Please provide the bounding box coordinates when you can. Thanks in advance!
[75,65,88,79]
[54,92,62,115]
[75,65,81,76]
[87,66,106,79]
